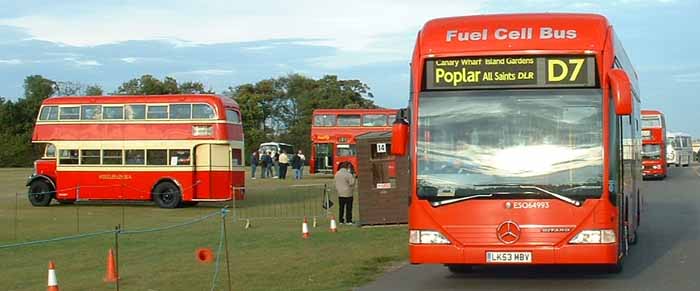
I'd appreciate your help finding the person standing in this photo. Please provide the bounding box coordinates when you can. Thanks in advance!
[278,150,289,179]
[291,152,303,180]
[250,151,259,179]
[334,162,356,225]
[272,151,279,178]
[263,151,273,178]
[295,150,306,179]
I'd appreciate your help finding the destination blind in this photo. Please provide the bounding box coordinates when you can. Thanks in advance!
[424,55,597,90]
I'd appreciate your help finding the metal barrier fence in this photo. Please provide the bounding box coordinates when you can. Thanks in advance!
[230,184,332,223]
[0,208,232,291]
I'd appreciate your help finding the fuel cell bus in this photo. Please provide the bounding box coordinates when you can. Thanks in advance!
[641,110,667,179]
[310,109,397,174]
[391,13,641,272]
[28,94,245,208]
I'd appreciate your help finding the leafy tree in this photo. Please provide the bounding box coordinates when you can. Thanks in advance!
[115,75,212,95]
[227,74,376,161]
[85,85,104,96]
[55,81,104,96]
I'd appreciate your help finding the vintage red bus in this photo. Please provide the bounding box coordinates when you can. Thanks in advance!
[310,108,397,174]
[391,13,641,272]
[641,110,667,179]
[27,94,245,208]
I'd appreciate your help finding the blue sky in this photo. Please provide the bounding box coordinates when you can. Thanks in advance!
[1,0,699,135]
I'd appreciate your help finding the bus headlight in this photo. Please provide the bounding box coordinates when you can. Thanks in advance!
[652,165,661,169]
[569,229,616,244]
[409,230,451,244]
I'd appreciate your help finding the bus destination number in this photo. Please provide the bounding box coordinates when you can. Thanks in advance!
[425,55,595,90]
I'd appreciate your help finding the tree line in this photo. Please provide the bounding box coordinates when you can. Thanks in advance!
[0,74,376,167]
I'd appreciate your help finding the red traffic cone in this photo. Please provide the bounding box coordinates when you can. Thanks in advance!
[302,217,310,239]
[329,216,338,233]
[104,248,119,283]
[47,261,59,291]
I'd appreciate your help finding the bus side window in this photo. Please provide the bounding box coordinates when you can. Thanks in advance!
[170,149,191,165]
[45,144,56,158]
[59,150,79,165]
[125,150,145,165]
[193,104,216,119]
[39,106,59,121]
[232,148,242,166]
[125,105,146,120]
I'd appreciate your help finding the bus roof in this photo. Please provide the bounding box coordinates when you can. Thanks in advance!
[419,13,609,55]
[312,108,397,115]
[41,94,239,109]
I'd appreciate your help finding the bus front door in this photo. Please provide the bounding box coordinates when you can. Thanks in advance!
[315,143,333,174]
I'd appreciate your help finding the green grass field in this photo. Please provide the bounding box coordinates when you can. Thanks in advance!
[0,168,407,291]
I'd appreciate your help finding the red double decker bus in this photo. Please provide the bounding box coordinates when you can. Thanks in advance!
[310,109,397,174]
[391,13,641,272]
[27,94,245,208]
[641,110,667,179]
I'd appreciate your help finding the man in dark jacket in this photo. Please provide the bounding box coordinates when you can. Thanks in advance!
[291,153,303,180]
[250,151,259,179]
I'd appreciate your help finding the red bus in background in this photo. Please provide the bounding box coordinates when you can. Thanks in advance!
[391,13,641,272]
[641,110,667,179]
[28,94,245,208]
[310,109,397,174]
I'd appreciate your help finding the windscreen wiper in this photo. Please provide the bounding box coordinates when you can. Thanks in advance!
[474,184,581,207]
[430,193,494,207]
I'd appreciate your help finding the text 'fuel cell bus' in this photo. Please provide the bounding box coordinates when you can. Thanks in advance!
[28,94,245,208]
[391,13,642,273]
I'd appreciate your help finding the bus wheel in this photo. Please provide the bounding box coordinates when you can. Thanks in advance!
[28,180,54,207]
[605,262,623,274]
[446,264,473,273]
[153,182,182,209]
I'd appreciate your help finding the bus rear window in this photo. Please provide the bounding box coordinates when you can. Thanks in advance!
[337,115,361,126]
[314,115,336,126]
[226,110,241,123]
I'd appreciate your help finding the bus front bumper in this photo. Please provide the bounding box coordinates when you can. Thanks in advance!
[409,244,618,265]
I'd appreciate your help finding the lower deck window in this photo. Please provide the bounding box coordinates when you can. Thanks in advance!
[170,149,191,165]
[103,150,123,165]
[59,150,79,164]
[125,150,145,165]
[80,150,101,164]
[147,150,168,165]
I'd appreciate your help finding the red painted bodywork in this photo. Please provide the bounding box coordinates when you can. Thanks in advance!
[408,14,641,265]
[31,94,245,203]
[309,109,397,174]
[641,110,667,178]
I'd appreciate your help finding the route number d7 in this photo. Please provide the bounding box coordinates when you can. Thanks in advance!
[547,58,585,82]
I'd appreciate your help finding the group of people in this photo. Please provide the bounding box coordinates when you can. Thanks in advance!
[250,149,306,180]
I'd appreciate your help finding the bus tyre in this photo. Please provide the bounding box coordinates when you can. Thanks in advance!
[606,262,623,274]
[153,182,182,209]
[446,264,473,273]
[28,180,54,207]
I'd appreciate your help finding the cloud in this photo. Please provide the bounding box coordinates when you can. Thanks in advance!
[0,0,484,54]
[0,59,22,64]
[172,69,235,76]
[673,72,700,83]
[63,57,101,66]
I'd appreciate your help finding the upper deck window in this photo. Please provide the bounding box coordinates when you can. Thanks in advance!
[59,106,80,120]
[337,115,361,126]
[193,104,216,119]
[147,105,168,119]
[226,110,241,123]
[81,105,102,120]
[313,115,336,126]
[103,106,124,120]
[125,105,146,120]
[170,104,192,119]
[39,106,59,121]
[641,116,661,128]
[363,114,388,127]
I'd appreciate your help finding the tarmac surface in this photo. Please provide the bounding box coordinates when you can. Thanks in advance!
[360,164,700,291]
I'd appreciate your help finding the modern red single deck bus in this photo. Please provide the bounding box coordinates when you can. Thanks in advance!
[310,108,397,174]
[391,13,642,272]
[27,94,245,208]
[641,110,667,179]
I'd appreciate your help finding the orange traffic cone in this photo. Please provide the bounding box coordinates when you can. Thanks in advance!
[302,217,310,239]
[104,248,119,283]
[47,261,59,291]
[329,216,338,233]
